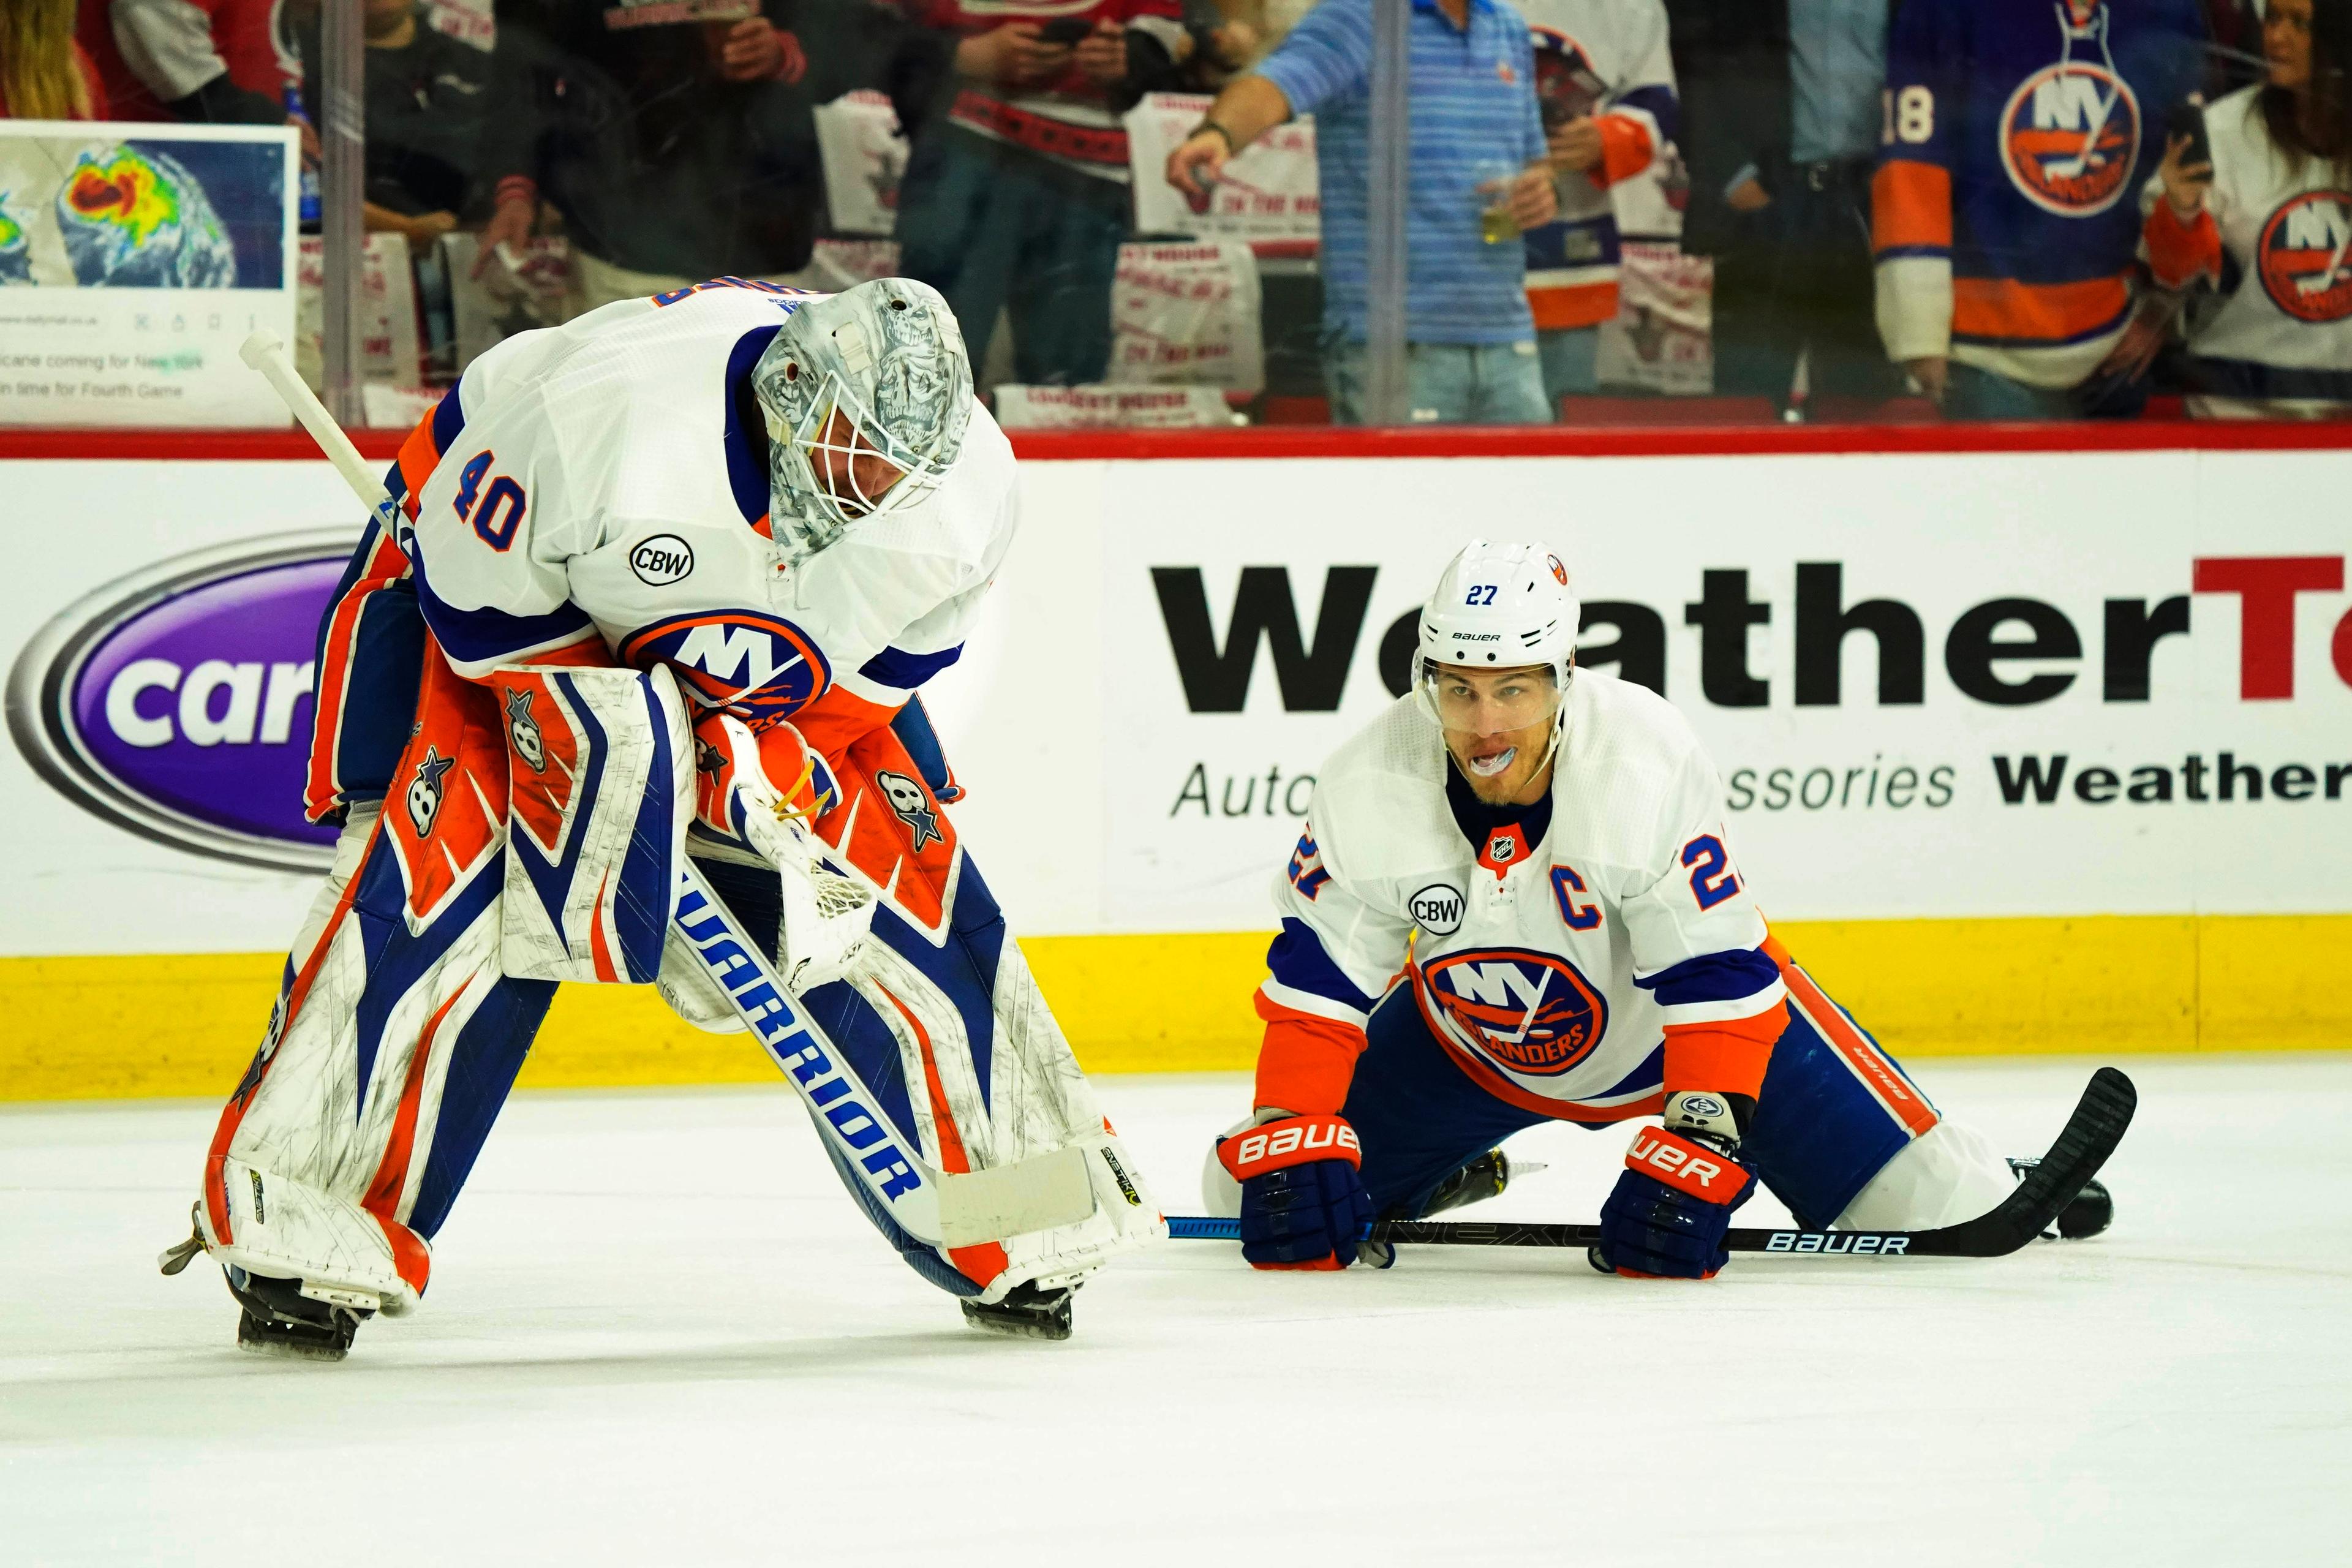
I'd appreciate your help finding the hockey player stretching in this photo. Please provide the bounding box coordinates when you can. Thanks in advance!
[1208,542,2109,1276]
[169,277,1156,1355]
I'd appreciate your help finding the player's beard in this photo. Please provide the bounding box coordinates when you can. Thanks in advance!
[1446,720,1554,807]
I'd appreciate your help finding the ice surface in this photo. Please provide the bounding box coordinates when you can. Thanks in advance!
[4,1057,2348,1566]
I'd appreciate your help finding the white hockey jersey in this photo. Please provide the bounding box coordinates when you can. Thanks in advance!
[1255,671,1785,1120]
[2141,85,2352,418]
[1517,0,1678,331]
[391,280,1016,729]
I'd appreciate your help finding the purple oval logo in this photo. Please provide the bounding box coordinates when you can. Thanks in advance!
[7,530,358,872]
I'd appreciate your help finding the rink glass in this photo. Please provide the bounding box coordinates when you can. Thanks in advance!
[195,1,2233,433]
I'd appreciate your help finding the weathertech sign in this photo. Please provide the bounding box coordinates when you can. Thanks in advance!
[1095,451,2351,929]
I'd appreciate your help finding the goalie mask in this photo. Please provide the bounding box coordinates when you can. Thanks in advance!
[752,278,974,562]
[1416,540,1579,768]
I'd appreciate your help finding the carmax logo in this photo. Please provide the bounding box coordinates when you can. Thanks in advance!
[7,530,354,872]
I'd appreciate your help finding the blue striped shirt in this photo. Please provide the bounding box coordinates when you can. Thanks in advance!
[1254,0,1546,345]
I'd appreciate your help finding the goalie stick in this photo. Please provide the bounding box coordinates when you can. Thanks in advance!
[1170,1067,2135,1260]
[240,331,1101,1256]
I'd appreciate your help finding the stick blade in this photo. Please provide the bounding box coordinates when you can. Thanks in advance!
[1921,1066,2136,1257]
[934,1145,1097,1249]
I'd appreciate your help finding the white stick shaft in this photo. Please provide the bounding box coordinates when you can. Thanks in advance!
[238,330,392,509]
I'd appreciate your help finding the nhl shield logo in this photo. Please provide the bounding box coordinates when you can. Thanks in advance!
[876,769,943,851]
[2257,190,2352,323]
[405,745,454,839]
[504,687,548,774]
[1420,948,1609,1077]
[2000,61,2140,217]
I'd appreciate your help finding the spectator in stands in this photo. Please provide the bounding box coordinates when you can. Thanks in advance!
[1667,0,1901,417]
[1870,0,2205,420]
[894,1,1190,387]
[293,0,491,252]
[2116,0,2352,417]
[78,0,296,126]
[1174,0,1275,89]
[474,0,947,307]
[1167,0,1559,424]
[1520,0,1677,407]
[2,0,107,118]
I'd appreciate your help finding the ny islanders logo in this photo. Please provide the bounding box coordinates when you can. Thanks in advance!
[2257,191,2352,322]
[2001,62,2141,216]
[1531,30,1605,126]
[618,610,830,725]
[1419,948,1609,1077]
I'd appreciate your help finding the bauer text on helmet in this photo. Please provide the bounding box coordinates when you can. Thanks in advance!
[1417,542,1579,805]
[753,279,975,560]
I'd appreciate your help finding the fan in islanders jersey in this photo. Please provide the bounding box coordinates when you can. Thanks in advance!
[1204,542,2112,1277]
[163,277,1160,1357]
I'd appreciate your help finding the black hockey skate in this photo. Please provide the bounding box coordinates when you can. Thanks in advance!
[1421,1148,1526,1218]
[960,1280,1077,1341]
[225,1267,372,1360]
[157,1208,369,1360]
[2008,1157,2113,1240]
[1357,1148,1544,1268]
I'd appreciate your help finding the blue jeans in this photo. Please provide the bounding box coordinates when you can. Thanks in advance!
[1943,360,2149,421]
[1323,336,1551,424]
[895,132,1127,386]
[1537,326,1599,407]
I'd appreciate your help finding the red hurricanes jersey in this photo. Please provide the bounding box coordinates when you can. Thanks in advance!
[902,0,1185,182]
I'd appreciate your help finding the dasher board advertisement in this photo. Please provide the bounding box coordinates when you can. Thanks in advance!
[2,446,2350,962]
[1087,449,2352,930]
[0,120,297,428]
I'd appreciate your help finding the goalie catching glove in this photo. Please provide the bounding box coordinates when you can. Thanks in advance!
[1216,1112,1376,1270]
[693,712,837,843]
[1596,1091,1757,1280]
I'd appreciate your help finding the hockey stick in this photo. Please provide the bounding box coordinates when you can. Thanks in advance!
[1170,1066,2135,1260]
[239,331,1101,1254]
[2295,220,2352,297]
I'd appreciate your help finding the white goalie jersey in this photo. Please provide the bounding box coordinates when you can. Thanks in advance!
[392,281,1014,724]
[1259,669,1787,1119]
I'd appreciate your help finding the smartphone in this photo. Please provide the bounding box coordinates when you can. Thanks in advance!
[2165,99,2211,170]
[1037,17,1095,44]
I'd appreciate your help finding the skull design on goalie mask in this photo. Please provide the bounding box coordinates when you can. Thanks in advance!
[753,279,974,564]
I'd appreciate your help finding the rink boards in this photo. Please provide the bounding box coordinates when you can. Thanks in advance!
[2,429,2348,1097]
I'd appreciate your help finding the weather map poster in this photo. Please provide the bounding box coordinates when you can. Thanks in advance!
[0,120,296,428]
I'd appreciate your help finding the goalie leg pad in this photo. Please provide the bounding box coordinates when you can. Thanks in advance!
[494,663,693,986]
[202,731,558,1305]
[794,800,1160,1302]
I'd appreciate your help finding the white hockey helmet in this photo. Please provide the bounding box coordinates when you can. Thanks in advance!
[1415,540,1579,741]
[752,277,974,560]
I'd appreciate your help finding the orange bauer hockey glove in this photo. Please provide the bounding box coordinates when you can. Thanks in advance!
[1216,1114,1375,1270]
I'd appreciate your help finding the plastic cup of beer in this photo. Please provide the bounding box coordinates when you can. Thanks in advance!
[1475,163,1520,244]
